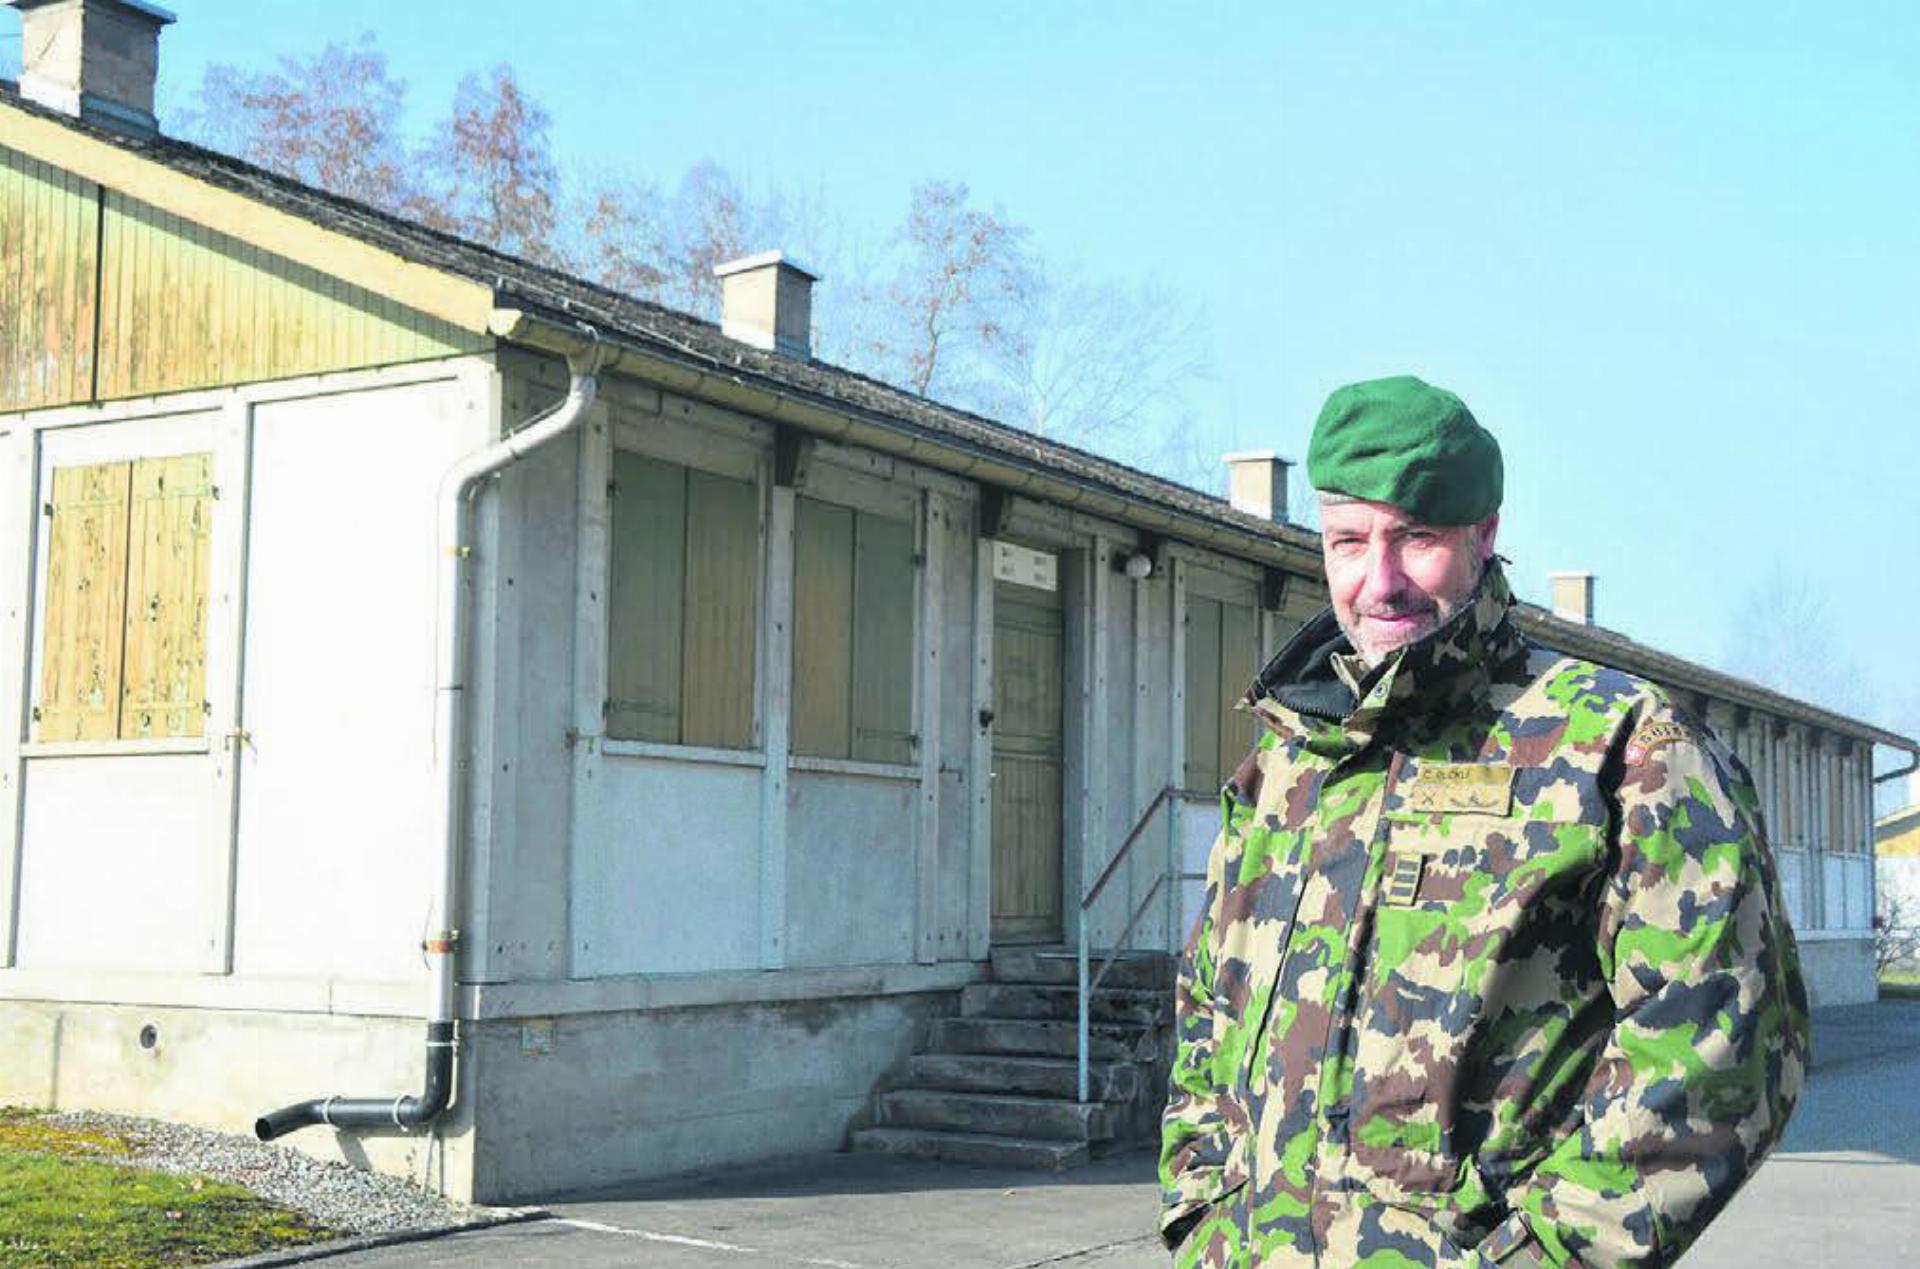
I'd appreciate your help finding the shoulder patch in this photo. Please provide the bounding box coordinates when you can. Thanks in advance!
[1625,719,1693,766]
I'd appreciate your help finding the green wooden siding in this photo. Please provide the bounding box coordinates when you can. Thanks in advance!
[0,145,99,410]
[0,142,485,413]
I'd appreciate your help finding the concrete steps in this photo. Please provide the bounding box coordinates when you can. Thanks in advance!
[876,1089,1114,1141]
[900,1053,1139,1102]
[851,947,1176,1172]
[850,1127,1090,1171]
[960,983,1168,1026]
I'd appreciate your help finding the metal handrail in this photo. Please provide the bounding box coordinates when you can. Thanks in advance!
[1075,784,1181,1104]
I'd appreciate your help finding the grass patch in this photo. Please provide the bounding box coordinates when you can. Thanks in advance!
[0,1107,337,1268]
[1880,979,1920,1002]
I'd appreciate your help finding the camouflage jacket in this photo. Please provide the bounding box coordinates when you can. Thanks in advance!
[1159,562,1809,1269]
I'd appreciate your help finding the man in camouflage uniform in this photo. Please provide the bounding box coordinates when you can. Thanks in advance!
[1160,377,1809,1268]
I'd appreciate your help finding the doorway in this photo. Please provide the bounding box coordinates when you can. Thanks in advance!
[990,572,1065,944]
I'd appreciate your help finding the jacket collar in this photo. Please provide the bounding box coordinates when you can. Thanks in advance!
[1245,559,1524,759]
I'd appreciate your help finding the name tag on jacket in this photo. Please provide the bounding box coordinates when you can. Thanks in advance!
[1402,763,1513,816]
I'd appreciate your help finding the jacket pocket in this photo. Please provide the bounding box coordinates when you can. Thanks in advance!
[1346,816,1605,1196]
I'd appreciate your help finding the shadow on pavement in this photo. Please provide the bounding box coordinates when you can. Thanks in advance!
[548,1145,1161,1206]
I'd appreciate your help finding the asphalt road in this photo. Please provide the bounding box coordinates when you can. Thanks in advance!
[240,1000,1920,1269]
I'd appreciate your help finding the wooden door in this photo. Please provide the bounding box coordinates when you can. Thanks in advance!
[991,577,1065,944]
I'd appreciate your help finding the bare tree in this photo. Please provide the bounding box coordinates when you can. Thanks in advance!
[988,266,1205,447]
[1875,889,1920,976]
[175,37,412,213]
[879,180,1035,399]
[1725,566,1868,718]
[413,66,560,264]
[574,176,670,298]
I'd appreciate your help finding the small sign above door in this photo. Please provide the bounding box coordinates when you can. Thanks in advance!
[992,541,1058,592]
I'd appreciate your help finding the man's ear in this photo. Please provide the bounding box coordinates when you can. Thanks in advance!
[1478,512,1501,561]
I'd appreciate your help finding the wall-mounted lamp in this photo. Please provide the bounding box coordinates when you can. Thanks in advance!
[1118,551,1154,581]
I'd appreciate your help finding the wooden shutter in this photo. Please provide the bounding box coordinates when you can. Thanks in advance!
[607,450,686,742]
[1183,595,1222,792]
[1217,601,1258,787]
[680,468,758,749]
[791,496,854,759]
[37,461,133,741]
[850,510,916,765]
[120,453,214,738]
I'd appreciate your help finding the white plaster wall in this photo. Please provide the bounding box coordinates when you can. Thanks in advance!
[17,755,224,970]
[231,378,480,981]
[573,756,762,975]
[785,770,917,967]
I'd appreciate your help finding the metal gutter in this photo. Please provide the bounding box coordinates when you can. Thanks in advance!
[485,306,1327,577]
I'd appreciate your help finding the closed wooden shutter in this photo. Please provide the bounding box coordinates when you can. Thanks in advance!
[120,454,214,738]
[1217,600,1258,786]
[680,468,759,749]
[607,450,686,743]
[850,510,915,765]
[791,496,854,758]
[1183,595,1221,792]
[36,461,133,741]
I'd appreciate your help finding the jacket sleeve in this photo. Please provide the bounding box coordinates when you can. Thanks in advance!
[1158,788,1243,1249]
[1474,711,1812,1268]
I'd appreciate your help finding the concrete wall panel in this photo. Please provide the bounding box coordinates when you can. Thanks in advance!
[785,770,916,968]
[574,757,762,975]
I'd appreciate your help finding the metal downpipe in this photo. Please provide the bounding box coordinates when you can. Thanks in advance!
[256,344,601,1142]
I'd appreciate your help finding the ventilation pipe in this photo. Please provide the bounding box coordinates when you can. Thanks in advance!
[256,339,603,1142]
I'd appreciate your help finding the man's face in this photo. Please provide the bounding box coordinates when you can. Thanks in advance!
[1319,497,1499,667]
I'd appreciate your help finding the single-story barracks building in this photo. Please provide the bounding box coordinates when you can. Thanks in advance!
[3,2,1915,1203]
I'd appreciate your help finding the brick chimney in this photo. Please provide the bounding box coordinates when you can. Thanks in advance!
[1549,571,1595,625]
[7,0,174,135]
[713,251,819,359]
[1222,451,1292,523]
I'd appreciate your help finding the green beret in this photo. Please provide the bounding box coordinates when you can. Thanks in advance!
[1306,375,1502,525]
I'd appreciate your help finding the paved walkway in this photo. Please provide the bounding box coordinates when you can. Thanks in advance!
[253,1001,1920,1268]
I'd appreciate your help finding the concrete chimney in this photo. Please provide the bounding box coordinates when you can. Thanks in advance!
[7,0,175,135]
[1222,451,1291,523]
[1549,571,1595,625]
[713,251,819,359]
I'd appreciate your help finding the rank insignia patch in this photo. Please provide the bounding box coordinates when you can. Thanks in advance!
[1384,852,1425,907]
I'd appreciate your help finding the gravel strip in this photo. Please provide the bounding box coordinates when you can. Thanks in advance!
[42,1109,500,1236]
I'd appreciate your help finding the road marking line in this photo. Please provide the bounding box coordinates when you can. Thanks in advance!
[554,1216,758,1253]
[552,1217,868,1266]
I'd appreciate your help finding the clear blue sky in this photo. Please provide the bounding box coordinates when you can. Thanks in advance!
[8,2,1917,752]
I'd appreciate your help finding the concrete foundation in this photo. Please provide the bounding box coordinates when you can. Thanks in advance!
[0,986,962,1205]
[466,991,955,1203]
[1798,936,1877,1008]
[0,999,473,1196]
